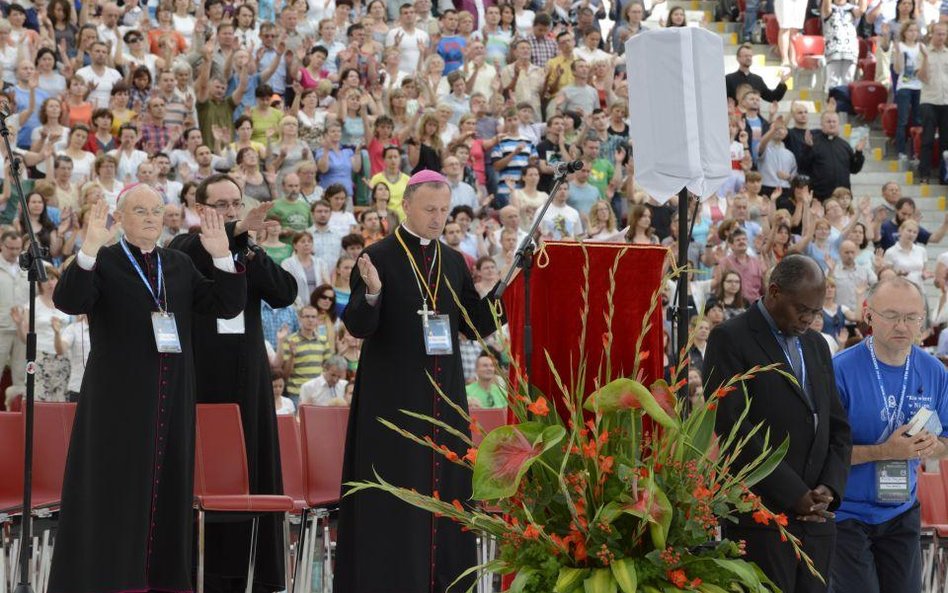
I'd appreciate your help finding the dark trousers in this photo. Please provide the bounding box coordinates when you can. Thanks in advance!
[724,523,835,593]
[895,88,921,156]
[919,103,948,178]
[829,504,922,593]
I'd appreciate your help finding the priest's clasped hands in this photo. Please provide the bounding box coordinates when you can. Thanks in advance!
[793,485,835,523]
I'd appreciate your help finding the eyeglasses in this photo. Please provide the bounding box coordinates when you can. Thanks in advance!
[209,200,244,211]
[869,307,925,325]
[317,294,334,300]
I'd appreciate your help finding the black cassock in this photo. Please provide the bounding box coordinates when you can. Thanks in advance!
[169,226,297,593]
[48,243,246,593]
[335,228,502,593]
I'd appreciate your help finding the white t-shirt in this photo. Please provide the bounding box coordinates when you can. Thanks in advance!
[328,210,358,237]
[76,66,124,109]
[299,375,349,406]
[109,148,150,184]
[385,27,429,73]
[536,202,582,240]
[59,320,90,393]
[884,242,928,287]
[276,396,296,415]
[27,300,71,355]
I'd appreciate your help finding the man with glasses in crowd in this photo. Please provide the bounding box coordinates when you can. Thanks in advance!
[169,174,297,593]
[831,278,948,593]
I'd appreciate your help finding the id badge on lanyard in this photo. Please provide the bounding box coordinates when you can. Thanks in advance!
[152,312,182,353]
[423,313,453,356]
[869,337,912,504]
[121,238,181,354]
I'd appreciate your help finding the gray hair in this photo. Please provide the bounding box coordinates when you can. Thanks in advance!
[116,184,162,211]
[324,355,348,372]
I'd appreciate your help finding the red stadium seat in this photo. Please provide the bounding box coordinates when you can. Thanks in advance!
[194,404,294,593]
[791,34,825,70]
[911,126,941,169]
[471,408,507,446]
[849,81,888,121]
[880,103,898,139]
[858,37,873,60]
[917,471,948,590]
[918,471,948,536]
[803,17,821,35]
[0,412,23,515]
[763,14,779,46]
[298,405,349,593]
[276,414,308,593]
[31,402,76,510]
[859,57,876,81]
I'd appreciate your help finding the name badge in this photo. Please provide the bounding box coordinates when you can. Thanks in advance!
[424,314,453,356]
[217,312,246,335]
[875,460,910,504]
[152,312,182,353]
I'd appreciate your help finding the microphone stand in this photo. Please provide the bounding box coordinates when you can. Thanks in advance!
[1,112,49,593]
[494,170,571,384]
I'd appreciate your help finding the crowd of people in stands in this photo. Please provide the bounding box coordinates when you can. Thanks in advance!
[0,0,943,423]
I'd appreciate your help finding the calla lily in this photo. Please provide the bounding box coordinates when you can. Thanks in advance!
[585,378,679,429]
[472,422,566,500]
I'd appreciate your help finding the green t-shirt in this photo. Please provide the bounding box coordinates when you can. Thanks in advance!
[588,158,614,200]
[196,97,238,148]
[270,198,313,233]
[262,242,294,265]
[465,381,507,409]
[249,107,285,144]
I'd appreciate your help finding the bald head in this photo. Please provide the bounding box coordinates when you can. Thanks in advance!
[764,254,826,336]
[499,205,520,229]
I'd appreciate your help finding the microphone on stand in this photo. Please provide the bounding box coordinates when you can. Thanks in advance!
[551,160,584,177]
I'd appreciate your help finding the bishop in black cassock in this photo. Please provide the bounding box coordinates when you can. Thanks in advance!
[48,188,247,593]
[335,171,503,593]
[169,175,298,593]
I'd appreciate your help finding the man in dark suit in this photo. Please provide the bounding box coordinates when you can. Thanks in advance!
[703,255,852,593]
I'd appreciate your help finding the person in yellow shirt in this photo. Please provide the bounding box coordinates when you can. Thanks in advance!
[368,145,410,219]
[544,31,576,101]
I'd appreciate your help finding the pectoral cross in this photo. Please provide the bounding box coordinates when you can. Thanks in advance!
[417,300,434,323]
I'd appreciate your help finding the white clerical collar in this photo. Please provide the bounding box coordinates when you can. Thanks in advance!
[401,223,431,246]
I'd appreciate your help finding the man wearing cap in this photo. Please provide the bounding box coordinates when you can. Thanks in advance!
[335,170,505,593]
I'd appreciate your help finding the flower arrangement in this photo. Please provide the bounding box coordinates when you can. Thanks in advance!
[346,250,819,592]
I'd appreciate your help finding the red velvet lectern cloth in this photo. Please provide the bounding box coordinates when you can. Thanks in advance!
[502,242,668,407]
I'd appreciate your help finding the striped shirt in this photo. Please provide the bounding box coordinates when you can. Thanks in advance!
[282,330,331,397]
[490,136,537,208]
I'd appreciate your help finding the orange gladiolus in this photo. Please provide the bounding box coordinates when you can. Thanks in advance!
[523,524,541,539]
[752,509,771,525]
[464,448,478,463]
[452,499,464,512]
[667,569,688,588]
[713,385,737,399]
[527,396,550,416]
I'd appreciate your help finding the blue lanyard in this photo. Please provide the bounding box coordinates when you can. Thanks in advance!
[867,336,912,439]
[120,238,164,311]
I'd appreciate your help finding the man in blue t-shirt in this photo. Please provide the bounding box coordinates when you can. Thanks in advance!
[832,278,948,593]
[876,197,948,251]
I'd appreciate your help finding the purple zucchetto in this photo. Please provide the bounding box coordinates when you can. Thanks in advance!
[407,169,448,186]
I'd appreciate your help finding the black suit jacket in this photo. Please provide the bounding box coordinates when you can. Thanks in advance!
[703,304,852,532]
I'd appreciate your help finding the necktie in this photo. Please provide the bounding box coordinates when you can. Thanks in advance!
[785,336,816,412]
